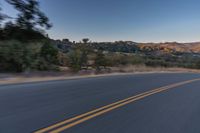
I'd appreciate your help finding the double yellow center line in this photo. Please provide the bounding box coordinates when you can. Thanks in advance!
[35,78,200,133]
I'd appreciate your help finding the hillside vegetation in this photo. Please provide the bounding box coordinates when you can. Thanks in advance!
[1,0,200,73]
[139,42,200,53]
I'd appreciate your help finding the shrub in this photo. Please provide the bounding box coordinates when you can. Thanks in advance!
[0,40,59,72]
[68,49,82,71]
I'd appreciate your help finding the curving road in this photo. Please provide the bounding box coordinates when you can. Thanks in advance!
[0,73,200,133]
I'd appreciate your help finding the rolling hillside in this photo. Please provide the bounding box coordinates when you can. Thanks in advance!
[138,42,200,53]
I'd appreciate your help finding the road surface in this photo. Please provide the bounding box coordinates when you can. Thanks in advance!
[0,73,200,133]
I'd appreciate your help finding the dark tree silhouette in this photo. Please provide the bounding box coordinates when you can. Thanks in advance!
[0,6,5,39]
[6,0,52,30]
[40,42,59,64]
[94,49,107,71]
[82,38,89,44]
[0,6,6,24]
[0,7,3,22]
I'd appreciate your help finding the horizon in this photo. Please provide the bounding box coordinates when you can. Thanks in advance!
[1,0,200,42]
[53,39,200,44]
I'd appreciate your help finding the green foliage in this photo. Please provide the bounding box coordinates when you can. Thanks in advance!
[1,39,200,72]
[145,59,169,67]
[94,50,108,71]
[40,42,59,64]
[195,60,200,69]
[104,53,144,66]
[68,49,82,71]
[33,41,59,71]
[78,44,90,68]
[0,40,34,72]
[0,0,52,41]
[6,0,52,30]
[67,43,91,71]
[0,40,59,72]
[91,41,139,53]
[2,22,46,41]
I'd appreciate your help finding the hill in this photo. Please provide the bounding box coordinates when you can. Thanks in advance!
[138,42,200,54]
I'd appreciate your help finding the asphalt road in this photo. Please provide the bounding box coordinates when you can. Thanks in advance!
[1,73,200,133]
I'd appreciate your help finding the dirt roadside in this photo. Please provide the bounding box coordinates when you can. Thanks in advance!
[0,67,200,85]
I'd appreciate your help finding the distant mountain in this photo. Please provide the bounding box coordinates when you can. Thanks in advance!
[138,42,200,53]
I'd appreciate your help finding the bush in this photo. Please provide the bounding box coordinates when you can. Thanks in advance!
[67,44,91,71]
[105,53,144,67]
[0,40,59,72]
[0,40,32,72]
[94,50,108,71]
[67,49,82,72]
[145,59,170,67]
[40,42,59,64]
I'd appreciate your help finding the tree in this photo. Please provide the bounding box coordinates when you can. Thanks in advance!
[0,40,34,72]
[0,6,3,23]
[68,43,92,71]
[2,21,46,41]
[1,0,52,41]
[195,60,200,69]
[68,49,82,71]
[94,49,108,71]
[79,46,89,69]
[62,38,70,43]
[40,42,59,64]
[0,6,3,39]
[31,42,59,71]
[0,5,7,27]
[6,0,52,30]
[82,38,89,44]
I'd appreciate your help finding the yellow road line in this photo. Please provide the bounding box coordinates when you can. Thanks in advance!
[35,86,163,133]
[35,78,200,133]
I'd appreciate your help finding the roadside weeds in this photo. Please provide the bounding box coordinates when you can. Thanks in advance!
[0,66,200,85]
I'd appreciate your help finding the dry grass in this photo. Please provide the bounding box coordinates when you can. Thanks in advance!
[0,65,200,85]
[110,65,200,73]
